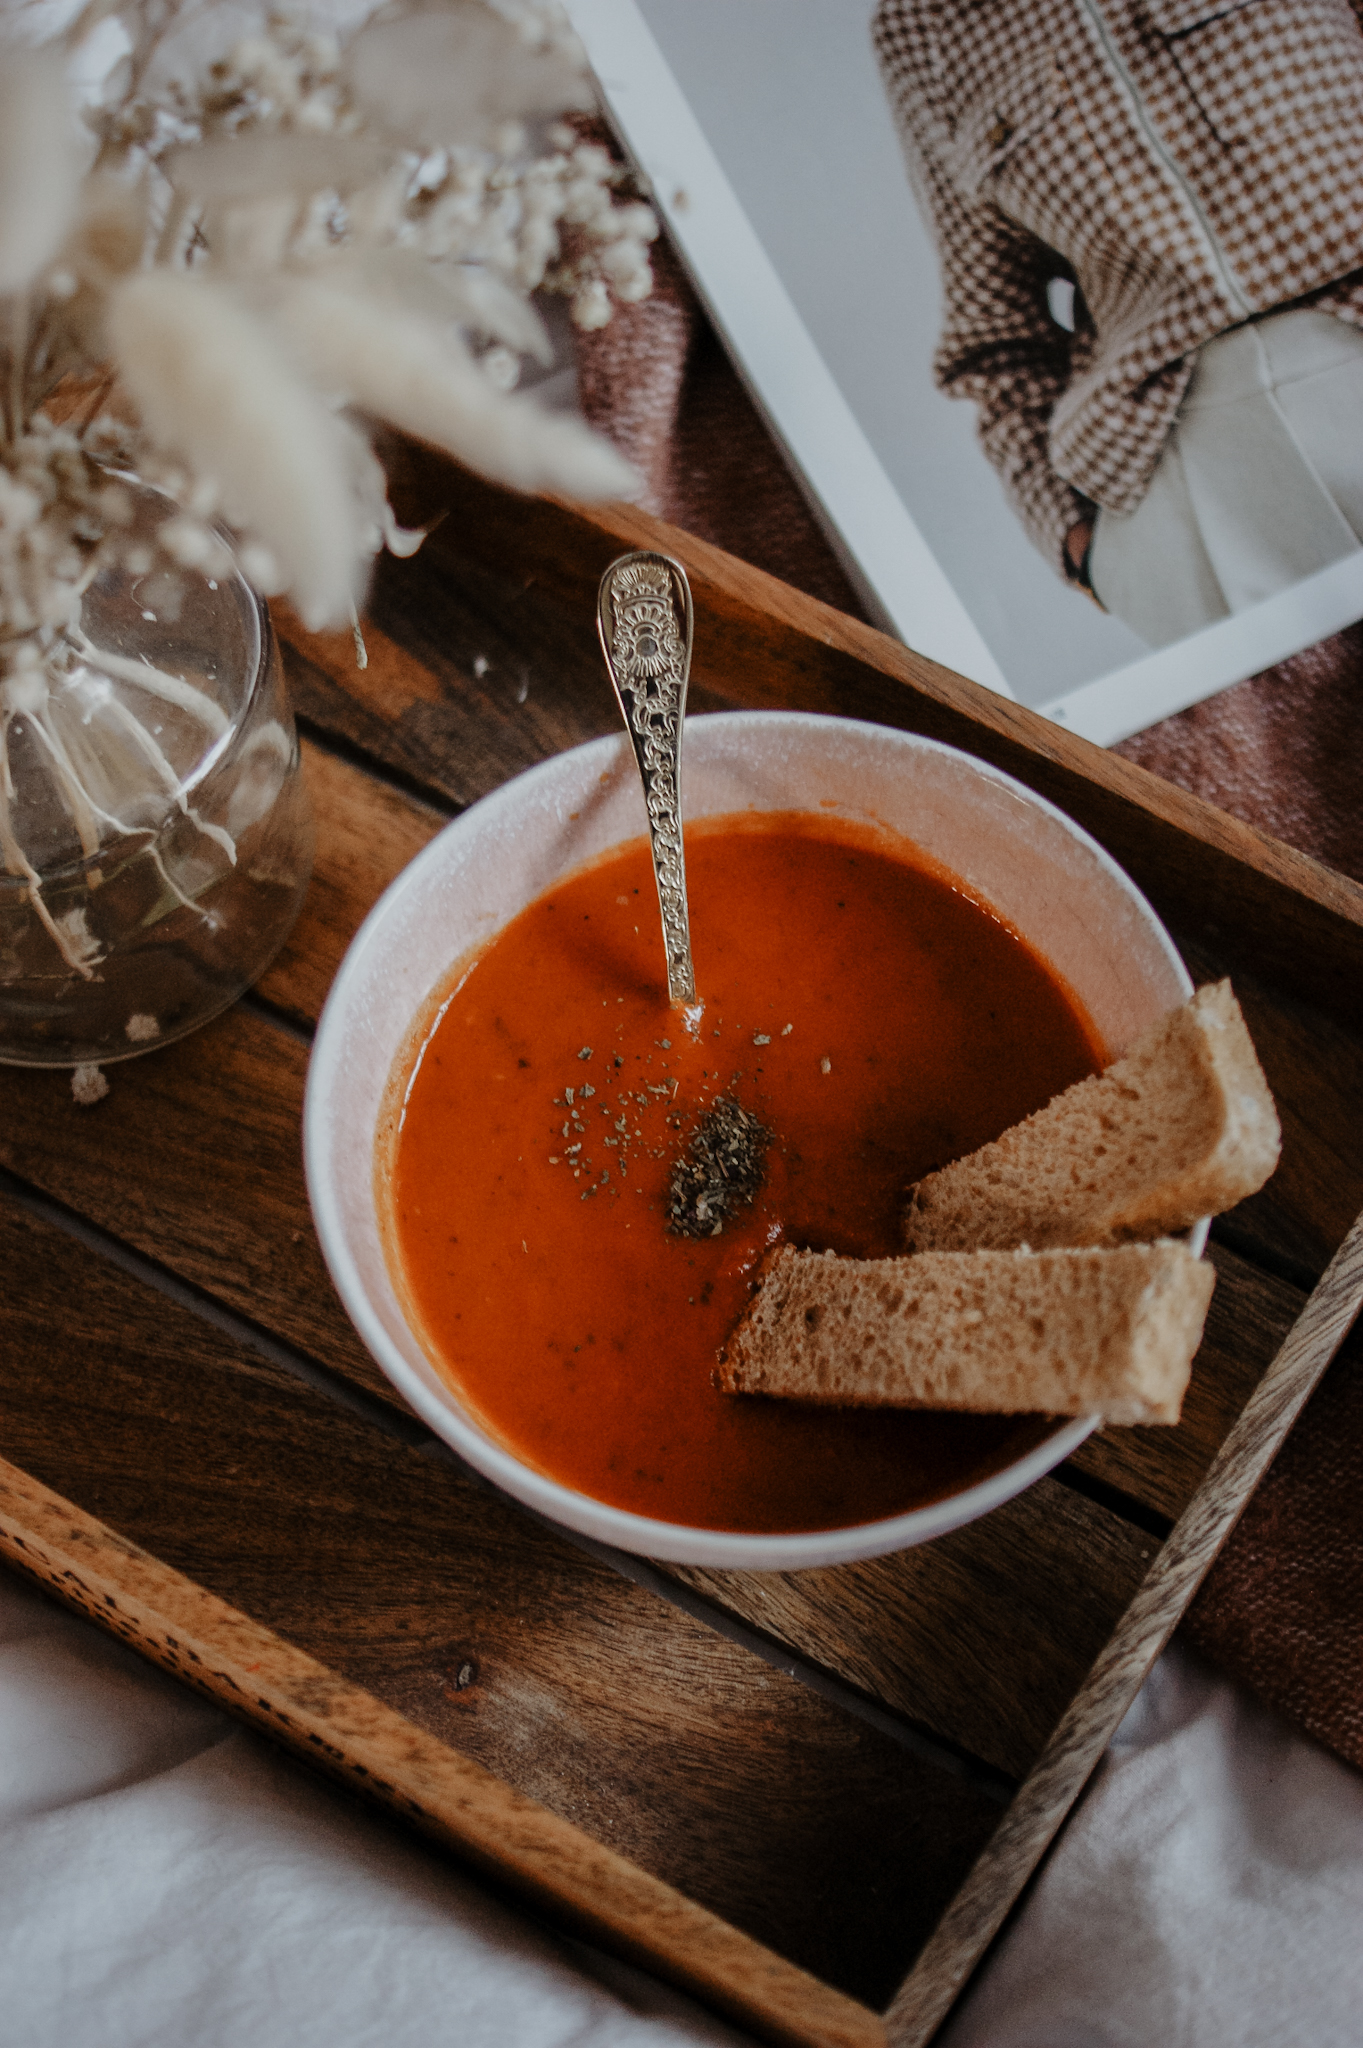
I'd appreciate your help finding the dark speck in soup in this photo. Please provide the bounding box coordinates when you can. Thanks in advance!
[382,813,1104,1534]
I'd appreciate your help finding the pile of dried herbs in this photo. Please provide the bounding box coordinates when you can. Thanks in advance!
[666,1094,771,1238]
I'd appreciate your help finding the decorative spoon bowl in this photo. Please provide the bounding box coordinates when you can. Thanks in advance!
[597,549,697,1006]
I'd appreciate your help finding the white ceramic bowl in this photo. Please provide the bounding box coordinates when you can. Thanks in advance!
[305,712,1198,1570]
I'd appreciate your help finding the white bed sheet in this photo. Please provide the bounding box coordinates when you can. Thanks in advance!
[3,1564,1361,2047]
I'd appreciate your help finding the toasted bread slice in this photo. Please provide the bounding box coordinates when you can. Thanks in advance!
[904,981,1279,1253]
[716,1241,1214,1425]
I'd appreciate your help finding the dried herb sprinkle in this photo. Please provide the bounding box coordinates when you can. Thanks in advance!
[666,1096,772,1239]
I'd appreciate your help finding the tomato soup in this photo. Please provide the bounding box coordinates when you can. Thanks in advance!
[381,814,1104,1534]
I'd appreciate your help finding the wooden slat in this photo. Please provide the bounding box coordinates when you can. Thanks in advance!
[663,1479,1154,1784]
[882,1209,1363,2046]
[1067,1241,1303,1522]
[276,562,737,816]
[0,1191,1002,2022]
[0,1005,390,1406]
[257,741,447,1029]
[357,454,1363,1032]
[0,1466,880,2048]
[1179,945,1363,1285]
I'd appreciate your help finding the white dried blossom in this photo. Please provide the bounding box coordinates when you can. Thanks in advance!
[70,1060,109,1103]
[108,265,374,629]
[0,49,83,295]
[568,274,611,332]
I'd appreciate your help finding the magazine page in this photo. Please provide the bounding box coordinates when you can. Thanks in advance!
[568,0,1363,739]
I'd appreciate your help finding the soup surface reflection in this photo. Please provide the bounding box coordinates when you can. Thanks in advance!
[383,814,1104,1533]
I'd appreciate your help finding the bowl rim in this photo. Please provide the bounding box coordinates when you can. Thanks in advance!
[304,711,1199,1570]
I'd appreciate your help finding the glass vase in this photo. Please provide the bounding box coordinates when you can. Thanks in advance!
[0,482,314,1067]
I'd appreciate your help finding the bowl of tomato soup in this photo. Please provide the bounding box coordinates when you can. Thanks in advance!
[305,713,1193,1570]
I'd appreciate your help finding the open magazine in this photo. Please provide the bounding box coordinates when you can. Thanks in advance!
[566,0,1363,743]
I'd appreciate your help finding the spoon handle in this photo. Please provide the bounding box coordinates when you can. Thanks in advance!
[597,551,697,1006]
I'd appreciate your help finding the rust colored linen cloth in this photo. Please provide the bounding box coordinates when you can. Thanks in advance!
[575,251,1363,1773]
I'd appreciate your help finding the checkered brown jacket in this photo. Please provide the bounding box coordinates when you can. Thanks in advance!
[873,0,1363,571]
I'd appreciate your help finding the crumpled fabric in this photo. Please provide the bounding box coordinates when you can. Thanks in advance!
[0,1569,744,2048]
[1182,1321,1363,1776]
[938,1644,1363,2048]
[6,1564,1363,2046]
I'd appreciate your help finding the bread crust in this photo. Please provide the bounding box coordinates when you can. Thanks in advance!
[716,1241,1215,1425]
[904,981,1279,1253]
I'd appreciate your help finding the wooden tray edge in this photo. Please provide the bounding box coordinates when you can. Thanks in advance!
[566,495,1363,918]
[399,461,1363,944]
[367,462,1362,1027]
[882,1206,1363,2046]
[11,460,1355,2041]
[0,1459,884,2048]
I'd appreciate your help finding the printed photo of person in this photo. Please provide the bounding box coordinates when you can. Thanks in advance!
[873,0,1363,647]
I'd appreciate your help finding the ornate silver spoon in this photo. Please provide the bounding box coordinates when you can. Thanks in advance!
[597,550,697,1006]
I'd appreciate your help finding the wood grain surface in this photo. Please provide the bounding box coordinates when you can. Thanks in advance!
[373,454,1363,1029]
[664,1480,1154,1784]
[1066,1242,1304,1522]
[0,1190,1000,2021]
[3,460,1362,2046]
[257,742,447,1030]
[0,1006,392,1405]
[0,1453,884,2048]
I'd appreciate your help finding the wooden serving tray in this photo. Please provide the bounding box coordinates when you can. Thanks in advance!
[3,453,1362,2048]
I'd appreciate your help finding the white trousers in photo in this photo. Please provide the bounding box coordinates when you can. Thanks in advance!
[1088,307,1363,647]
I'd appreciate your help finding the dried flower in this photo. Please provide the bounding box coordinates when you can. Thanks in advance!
[0,1,654,969]
[71,1060,109,1103]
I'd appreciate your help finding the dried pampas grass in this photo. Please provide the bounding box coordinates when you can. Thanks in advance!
[107,271,371,630]
[164,134,385,205]
[341,248,555,367]
[2,2,652,957]
[272,275,637,499]
[0,50,83,295]
[347,2,593,149]
[0,2,656,997]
